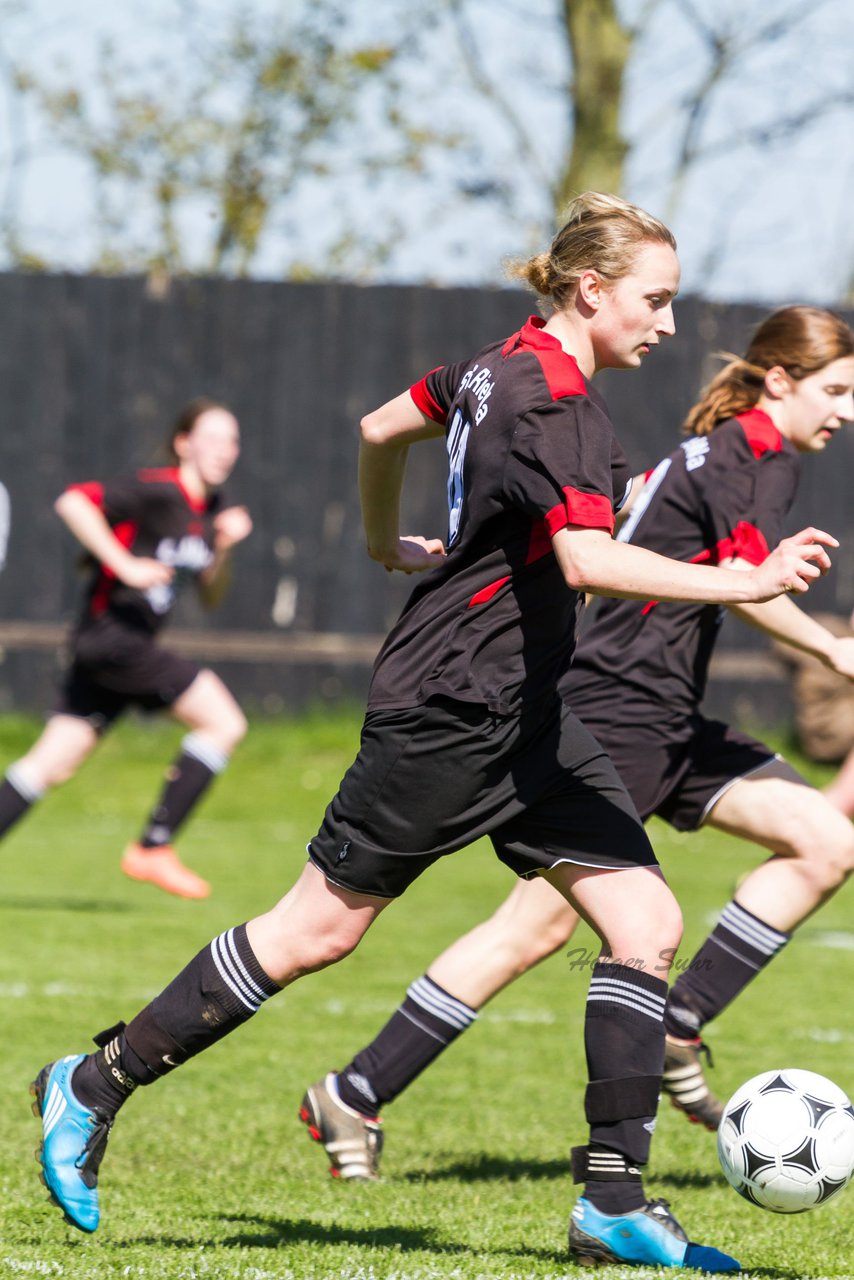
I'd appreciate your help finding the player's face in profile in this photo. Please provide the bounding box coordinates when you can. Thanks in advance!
[176,408,241,487]
[782,356,854,453]
[592,241,680,370]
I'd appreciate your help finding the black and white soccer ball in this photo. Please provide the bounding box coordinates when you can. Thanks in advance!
[717,1068,854,1213]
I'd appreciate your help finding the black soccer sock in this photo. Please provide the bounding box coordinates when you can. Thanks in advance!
[336,974,478,1115]
[72,923,279,1116]
[139,734,229,848]
[664,900,789,1040]
[581,962,668,1215]
[0,765,43,838]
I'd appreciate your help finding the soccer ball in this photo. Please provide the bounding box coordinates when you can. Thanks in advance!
[717,1068,854,1213]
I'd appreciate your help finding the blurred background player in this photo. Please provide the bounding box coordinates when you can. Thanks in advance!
[297,304,854,1171]
[30,196,832,1271]
[0,397,250,899]
[776,606,854,818]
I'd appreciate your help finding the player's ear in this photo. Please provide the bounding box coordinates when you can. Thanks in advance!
[576,269,604,312]
[764,366,793,400]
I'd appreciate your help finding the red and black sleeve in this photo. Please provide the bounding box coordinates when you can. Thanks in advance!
[409,361,470,426]
[503,397,619,536]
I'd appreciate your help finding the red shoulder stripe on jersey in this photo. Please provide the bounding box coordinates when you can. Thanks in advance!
[545,486,615,537]
[717,520,769,566]
[138,466,209,514]
[89,520,139,618]
[526,520,552,565]
[468,575,511,608]
[735,408,783,459]
[410,370,447,424]
[505,317,587,401]
[67,481,104,509]
[138,467,180,482]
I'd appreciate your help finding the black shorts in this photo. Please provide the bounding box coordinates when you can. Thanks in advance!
[55,617,200,732]
[567,701,804,831]
[308,696,657,899]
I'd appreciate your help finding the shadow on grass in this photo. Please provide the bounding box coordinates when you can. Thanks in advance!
[140,1214,569,1266]
[649,1169,722,1191]
[2,895,138,914]
[148,1216,468,1254]
[402,1153,572,1183]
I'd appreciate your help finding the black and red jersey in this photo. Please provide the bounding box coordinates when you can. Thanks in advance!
[565,409,801,724]
[367,317,632,715]
[68,468,223,636]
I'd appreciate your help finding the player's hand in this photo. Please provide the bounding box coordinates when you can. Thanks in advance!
[372,535,446,574]
[825,635,854,681]
[117,556,174,590]
[214,505,253,550]
[748,528,837,601]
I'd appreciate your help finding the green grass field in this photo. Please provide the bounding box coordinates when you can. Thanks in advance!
[1,711,853,1279]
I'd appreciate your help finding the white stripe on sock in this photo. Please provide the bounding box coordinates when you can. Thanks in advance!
[587,992,665,1020]
[223,928,270,1004]
[588,977,666,1017]
[708,934,763,972]
[182,733,229,774]
[210,930,262,1012]
[719,903,787,955]
[6,763,45,804]
[408,976,477,1032]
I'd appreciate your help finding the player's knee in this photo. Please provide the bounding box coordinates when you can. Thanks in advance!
[290,927,363,974]
[226,707,248,749]
[643,897,684,967]
[785,807,854,890]
[807,829,854,892]
[517,912,577,968]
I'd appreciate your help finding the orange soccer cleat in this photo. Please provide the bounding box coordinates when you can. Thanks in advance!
[120,843,211,900]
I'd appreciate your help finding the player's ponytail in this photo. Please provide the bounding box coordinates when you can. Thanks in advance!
[509,191,676,311]
[685,306,854,437]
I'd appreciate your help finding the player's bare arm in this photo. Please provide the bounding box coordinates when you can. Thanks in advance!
[359,390,446,573]
[553,524,835,604]
[197,505,253,606]
[54,488,173,591]
[728,568,854,679]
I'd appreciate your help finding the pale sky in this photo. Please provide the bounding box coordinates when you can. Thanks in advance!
[2,0,853,303]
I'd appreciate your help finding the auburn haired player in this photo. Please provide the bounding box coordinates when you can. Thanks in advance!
[0,398,250,899]
[33,197,833,1270]
[298,304,854,1179]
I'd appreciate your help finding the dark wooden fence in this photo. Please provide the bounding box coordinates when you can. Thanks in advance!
[1,273,852,727]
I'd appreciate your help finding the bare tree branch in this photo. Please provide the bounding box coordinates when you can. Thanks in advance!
[444,0,555,198]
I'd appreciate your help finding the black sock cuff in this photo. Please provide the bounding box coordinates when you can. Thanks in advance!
[403,974,478,1040]
[587,962,668,1024]
[209,926,280,1013]
[594,961,668,997]
[722,900,790,949]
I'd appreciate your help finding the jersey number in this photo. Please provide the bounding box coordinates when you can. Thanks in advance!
[446,408,471,547]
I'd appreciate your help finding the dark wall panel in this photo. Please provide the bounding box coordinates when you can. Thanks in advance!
[0,274,851,729]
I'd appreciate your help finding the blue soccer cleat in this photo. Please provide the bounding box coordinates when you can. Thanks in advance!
[30,1054,112,1233]
[569,1196,740,1272]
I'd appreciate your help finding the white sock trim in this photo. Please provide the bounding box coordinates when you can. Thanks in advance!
[181,733,229,774]
[6,762,45,804]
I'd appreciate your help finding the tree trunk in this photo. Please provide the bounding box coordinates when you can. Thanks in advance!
[556,0,632,213]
